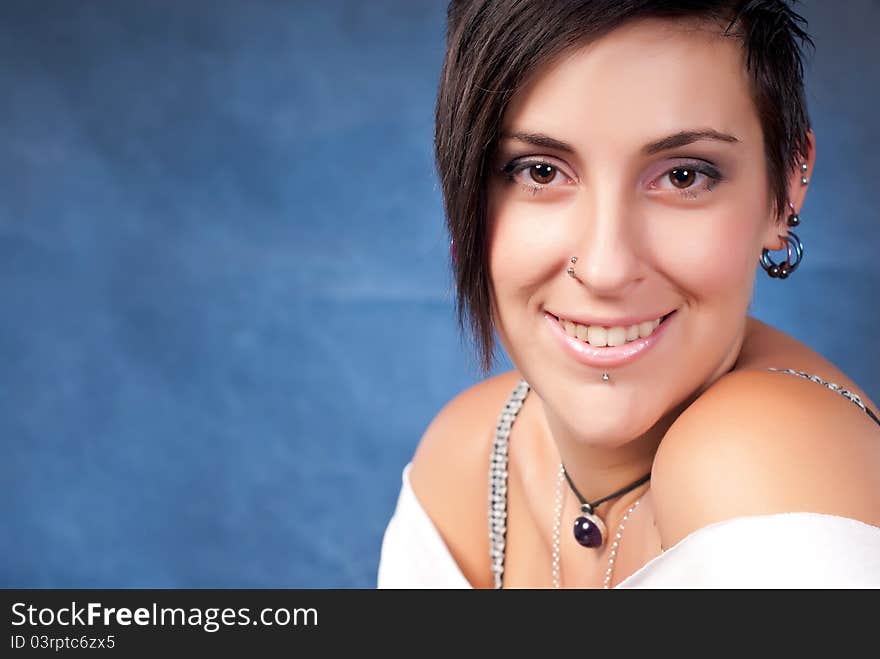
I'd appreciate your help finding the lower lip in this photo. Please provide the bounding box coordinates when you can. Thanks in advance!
[544,310,677,369]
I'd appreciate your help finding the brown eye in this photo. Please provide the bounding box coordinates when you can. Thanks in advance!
[669,168,696,189]
[529,163,556,185]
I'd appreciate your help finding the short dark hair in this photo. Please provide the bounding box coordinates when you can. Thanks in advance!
[434,0,814,374]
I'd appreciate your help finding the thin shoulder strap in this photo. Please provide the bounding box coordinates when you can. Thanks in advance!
[488,379,530,590]
[766,367,880,427]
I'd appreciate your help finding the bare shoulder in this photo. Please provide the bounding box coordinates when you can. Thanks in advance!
[651,365,880,551]
[409,369,525,588]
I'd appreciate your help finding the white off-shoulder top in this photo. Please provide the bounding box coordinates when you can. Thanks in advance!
[377,463,880,588]
[377,369,880,588]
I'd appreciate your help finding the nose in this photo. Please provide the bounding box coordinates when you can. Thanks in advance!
[567,191,643,296]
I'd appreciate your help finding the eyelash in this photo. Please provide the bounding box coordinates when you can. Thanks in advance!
[500,158,724,199]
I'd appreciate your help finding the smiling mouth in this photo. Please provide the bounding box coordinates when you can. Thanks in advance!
[549,310,676,348]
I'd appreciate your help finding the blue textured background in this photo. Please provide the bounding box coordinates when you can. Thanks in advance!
[1,1,877,588]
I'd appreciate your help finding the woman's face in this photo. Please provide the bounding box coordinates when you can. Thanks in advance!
[486,18,797,443]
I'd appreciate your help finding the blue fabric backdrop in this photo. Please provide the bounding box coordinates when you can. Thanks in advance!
[1,0,877,588]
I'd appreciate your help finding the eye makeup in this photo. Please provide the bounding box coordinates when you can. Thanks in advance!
[654,160,725,199]
[498,158,573,196]
[496,155,725,200]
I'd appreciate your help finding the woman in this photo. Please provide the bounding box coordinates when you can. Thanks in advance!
[378,0,880,588]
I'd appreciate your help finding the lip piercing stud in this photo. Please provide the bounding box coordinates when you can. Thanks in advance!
[602,373,610,382]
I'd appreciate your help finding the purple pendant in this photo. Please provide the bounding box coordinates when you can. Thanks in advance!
[573,513,606,548]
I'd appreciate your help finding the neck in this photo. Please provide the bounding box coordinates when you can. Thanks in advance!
[542,397,686,508]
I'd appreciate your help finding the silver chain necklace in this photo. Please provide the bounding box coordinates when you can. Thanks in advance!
[552,463,644,589]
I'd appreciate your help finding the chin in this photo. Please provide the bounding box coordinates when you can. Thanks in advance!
[534,374,657,443]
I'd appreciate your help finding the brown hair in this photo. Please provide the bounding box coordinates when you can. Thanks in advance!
[434,0,814,374]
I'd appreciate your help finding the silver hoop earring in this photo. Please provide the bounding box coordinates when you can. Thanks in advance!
[760,233,803,279]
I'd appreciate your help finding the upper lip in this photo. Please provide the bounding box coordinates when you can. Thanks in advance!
[548,308,676,328]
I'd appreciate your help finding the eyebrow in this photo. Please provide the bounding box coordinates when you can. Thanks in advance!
[499,129,740,155]
[499,131,577,154]
[642,129,740,155]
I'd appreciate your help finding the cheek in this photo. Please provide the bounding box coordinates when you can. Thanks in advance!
[486,199,558,346]
[647,189,768,298]
[486,217,526,336]
[487,180,575,282]
[487,204,566,312]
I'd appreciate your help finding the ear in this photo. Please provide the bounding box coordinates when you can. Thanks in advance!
[761,129,816,251]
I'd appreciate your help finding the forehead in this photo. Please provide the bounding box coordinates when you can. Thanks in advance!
[502,17,759,151]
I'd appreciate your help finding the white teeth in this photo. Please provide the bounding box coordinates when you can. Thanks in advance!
[606,327,627,347]
[587,326,607,347]
[557,314,666,346]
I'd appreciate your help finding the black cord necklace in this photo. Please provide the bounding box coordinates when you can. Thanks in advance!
[562,466,651,548]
